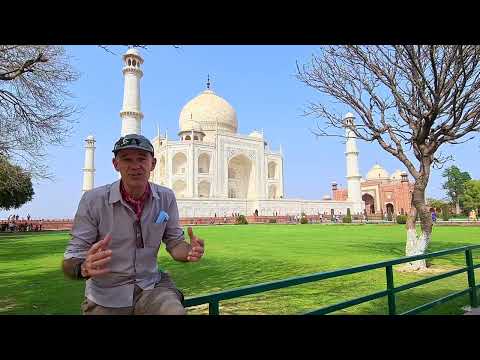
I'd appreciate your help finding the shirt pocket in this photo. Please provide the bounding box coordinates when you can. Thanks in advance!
[145,222,167,248]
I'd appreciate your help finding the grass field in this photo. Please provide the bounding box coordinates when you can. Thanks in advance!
[1,224,479,315]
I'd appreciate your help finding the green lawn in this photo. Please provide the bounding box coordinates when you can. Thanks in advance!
[1,224,479,315]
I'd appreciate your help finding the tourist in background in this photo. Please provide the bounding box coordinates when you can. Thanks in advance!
[470,209,478,222]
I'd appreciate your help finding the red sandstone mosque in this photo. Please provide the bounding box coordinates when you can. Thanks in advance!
[332,164,414,218]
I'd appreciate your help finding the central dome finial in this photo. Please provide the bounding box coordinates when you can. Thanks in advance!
[206,74,211,89]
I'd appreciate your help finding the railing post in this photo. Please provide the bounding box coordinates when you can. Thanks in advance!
[386,265,396,315]
[465,249,478,308]
[209,300,220,315]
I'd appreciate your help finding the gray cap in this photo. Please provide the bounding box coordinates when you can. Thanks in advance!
[112,134,154,156]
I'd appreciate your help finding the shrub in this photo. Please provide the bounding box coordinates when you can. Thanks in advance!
[396,215,407,224]
[268,218,277,224]
[441,206,450,221]
[235,215,248,225]
[342,208,352,223]
[300,216,308,224]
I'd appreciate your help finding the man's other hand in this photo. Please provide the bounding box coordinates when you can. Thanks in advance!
[187,227,205,262]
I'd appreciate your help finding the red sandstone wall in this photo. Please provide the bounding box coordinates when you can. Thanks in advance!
[332,189,348,201]
[2,215,344,230]
[336,180,414,215]
[0,219,73,230]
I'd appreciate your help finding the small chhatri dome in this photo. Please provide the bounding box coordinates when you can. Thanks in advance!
[344,112,355,127]
[125,48,141,57]
[249,130,263,139]
[179,85,237,134]
[122,48,144,65]
[390,169,403,180]
[86,135,95,140]
[366,164,390,180]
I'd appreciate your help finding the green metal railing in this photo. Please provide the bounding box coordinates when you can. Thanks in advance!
[184,245,480,315]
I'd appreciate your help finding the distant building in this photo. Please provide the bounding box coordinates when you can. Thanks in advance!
[332,164,414,216]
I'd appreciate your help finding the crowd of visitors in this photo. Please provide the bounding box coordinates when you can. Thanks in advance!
[0,214,43,232]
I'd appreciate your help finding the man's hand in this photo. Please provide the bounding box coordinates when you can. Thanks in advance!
[187,227,205,262]
[81,233,112,278]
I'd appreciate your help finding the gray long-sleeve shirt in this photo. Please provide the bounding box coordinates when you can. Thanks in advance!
[64,180,185,308]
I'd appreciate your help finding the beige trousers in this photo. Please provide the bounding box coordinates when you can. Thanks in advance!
[81,273,186,315]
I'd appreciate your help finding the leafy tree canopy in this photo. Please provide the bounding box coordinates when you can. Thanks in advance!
[442,165,471,204]
[461,180,480,212]
[0,156,34,210]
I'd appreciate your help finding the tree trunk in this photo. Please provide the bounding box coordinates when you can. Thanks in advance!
[455,199,461,215]
[405,181,433,271]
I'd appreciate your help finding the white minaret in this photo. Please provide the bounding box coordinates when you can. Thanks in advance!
[120,48,144,136]
[344,113,363,214]
[82,135,96,194]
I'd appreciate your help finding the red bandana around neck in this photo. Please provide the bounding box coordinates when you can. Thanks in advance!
[120,181,151,220]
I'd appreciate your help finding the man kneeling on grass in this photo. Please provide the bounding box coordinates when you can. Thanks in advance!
[62,134,205,315]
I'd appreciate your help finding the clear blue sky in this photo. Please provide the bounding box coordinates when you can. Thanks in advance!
[1,45,479,219]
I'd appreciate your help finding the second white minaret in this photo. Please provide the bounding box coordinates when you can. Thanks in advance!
[344,113,363,214]
[120,48,144,136]
[82,135,96,194]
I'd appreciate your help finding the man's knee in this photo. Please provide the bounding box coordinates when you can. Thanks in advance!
[81,297,133,315]
[160,299,187,315]
[138,288,187,315]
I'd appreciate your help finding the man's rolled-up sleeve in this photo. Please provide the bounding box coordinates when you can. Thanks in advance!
[162,194,186,254]
[64,193,98,260]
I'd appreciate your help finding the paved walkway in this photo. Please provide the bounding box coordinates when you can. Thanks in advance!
[464,306,480,315]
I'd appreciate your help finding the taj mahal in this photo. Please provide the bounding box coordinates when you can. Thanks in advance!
[82,48,413,219]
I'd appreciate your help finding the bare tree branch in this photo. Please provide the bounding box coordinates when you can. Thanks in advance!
[297,45,480,182]
[97,45,179,56]
[0,45,79,179]
[297,45,480,265]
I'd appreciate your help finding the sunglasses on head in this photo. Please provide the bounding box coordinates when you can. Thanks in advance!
[114,137,153,152]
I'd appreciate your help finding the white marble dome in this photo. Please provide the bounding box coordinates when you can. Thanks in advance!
[86,135,94,140]
[179,89,237,134]
[366,164,390,180]
[390,169,403,181]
